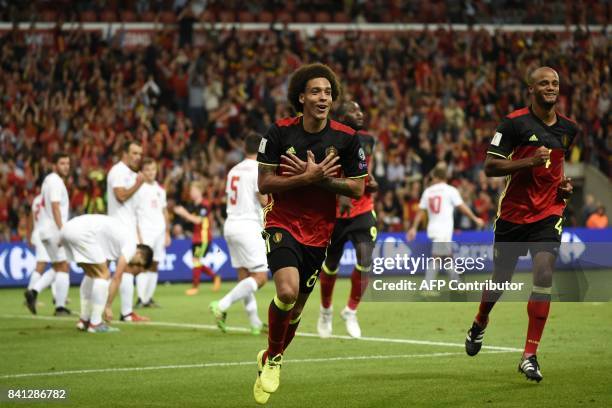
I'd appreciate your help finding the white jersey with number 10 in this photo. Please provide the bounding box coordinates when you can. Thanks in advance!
[419,182,464,242]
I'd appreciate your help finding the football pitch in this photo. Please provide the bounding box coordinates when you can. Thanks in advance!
[1,276,611,408]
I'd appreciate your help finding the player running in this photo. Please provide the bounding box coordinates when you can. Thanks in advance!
[134,158,170,308]
[253,63,367,404]
[60,214,153,333]
[107,140,149,322]
[24,152,71,316]
[464,67,577,382]
[318,100,378,339]
[407,162,484,288]
[209,133,269,335]
[173,181,221,295]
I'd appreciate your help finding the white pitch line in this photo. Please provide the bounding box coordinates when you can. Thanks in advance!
[0,314,522,352]
[0,350,511,379]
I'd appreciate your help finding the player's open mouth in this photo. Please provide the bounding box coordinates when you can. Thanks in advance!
[316,104,328,112]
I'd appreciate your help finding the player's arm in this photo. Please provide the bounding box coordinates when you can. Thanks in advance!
[407,209,426,241]
[51,201,63,230]
[26,211,34,246]
[113,173,145,203]
[457,203,485,229]
[316,175,365,199]
[173,206,202,224]
[104,255,128,321]
[257,192,268,207]
[164,207,172,246]
[484,149,549,177]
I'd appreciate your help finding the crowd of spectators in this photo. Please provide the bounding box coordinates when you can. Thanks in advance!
[1,0,609,25]
[0,22,610,242]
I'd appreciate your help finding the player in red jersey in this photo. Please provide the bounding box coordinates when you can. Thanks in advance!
[317,100,378,339]
[253,63,367,403]
[173,181,221,295]
[464,67,578,382]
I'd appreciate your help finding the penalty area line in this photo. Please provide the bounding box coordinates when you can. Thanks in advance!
[0,350,511,379]
[0,314,523,352]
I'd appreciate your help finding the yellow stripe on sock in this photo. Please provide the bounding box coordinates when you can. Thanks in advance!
[322,263,338,275]
[289,314,302,325]
[532,286,552,295]
[273,295,295,311]
[355,264,371,273]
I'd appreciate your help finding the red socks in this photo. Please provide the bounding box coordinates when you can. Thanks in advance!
[524,293,551,357]
[192,265,215,287]
[320,265,337,309]
[283,315,301,352]
[267,296,294,357]
[347,268,369,310]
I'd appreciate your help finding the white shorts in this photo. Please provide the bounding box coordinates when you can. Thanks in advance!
[61,222,105,265]
[40,228,67,263]
[223,219,267,273]
[429,235,453,257]
[140,228,166,262]
[31,231,50,263]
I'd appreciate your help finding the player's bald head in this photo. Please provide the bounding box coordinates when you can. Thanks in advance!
[528,67,559,86]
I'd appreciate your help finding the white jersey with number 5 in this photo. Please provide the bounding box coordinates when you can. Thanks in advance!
[225,158,262,224]
[419,182,463,241]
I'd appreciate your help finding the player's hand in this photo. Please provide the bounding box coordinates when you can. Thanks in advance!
[280,152,307,176]
[304,150,340,183]
[531,146,550,167]
[136,172,145,186]
[474,217,485,229]
[406,228,417,242]
[103,306,113,322]
[558,177,573,199]
[339,196,353,217]
[173,205,186,216]
[365,174,378,193]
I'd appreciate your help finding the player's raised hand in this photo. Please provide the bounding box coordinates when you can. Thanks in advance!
[558,177,573,199]
[531,146,551,167]
[280,152,307,176]
[474,217,485,229]
[136,172,145,185]
[406,228,417,242]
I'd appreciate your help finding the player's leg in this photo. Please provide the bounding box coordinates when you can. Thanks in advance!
[318,223,345,338]
[120,269,150,322]
[341,239,375,338]
[77,270,94,330]
[243,273,268,335]
[143,261,159,307]
[466,241,521,356]
[27,262,45,291]
[84,263,117,333]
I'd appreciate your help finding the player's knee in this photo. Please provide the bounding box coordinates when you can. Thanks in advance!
[276,285,298,304]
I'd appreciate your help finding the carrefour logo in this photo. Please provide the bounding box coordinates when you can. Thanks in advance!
[0,246,36,281]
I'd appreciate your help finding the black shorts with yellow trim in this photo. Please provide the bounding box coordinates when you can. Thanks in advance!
[494,215,563,257]
[192,241,211,265]
[262,227,326,294]
[327,211,377,261]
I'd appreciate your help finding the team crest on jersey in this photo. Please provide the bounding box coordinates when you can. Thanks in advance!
[325,146,338,158]
[286,146,296,155]
[273,232,283,243]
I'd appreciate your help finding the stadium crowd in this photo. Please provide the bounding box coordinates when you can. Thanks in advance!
[0,23,610,242]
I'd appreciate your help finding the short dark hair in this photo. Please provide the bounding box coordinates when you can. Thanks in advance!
[123,140,141,153]
[142,157,156,167]
[287,63,341,113]
[52,151,69,164]
[137,244,154,269]
[245,133,262,155]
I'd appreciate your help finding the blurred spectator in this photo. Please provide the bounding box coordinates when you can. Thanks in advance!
[586,205,609,229]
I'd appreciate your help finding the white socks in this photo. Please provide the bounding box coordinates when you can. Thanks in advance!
[243,293,262,328]
[424,266,440,284]
[145,272,158,303]
[218,277,258,312]
[136,272,148,302]
[27,271,41,290]
[120,273,135,317]
[136,272,158,304]
[80,276,94,321]
[32,269,56,293]
[54,272,70,308]
[90,278,110,325]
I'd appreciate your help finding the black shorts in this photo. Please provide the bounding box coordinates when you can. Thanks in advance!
[327,211,377,261]
[263,227,326,294]
[494,215,563,257]
[192,242,210,265]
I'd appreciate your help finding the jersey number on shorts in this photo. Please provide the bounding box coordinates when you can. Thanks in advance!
[229,176,240,205]
[428,196,441,214]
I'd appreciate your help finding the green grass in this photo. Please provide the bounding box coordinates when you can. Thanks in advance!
[1,275,611,407]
